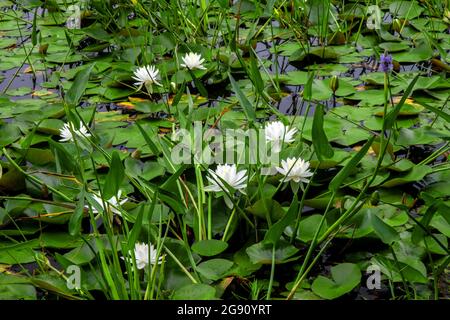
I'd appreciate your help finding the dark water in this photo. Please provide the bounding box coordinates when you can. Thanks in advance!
[0,67,45,100]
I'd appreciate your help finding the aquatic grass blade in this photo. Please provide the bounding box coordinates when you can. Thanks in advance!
[411,198,440,244]
[303,72,315,101]
[312,104,334,160]
[69,189,86,236]
[31,8,38,46]
[249,53,264,95]
[228,73,257,123]
[384,74,419,131]
[328,136,375,192]
[103,151,125,200]
[417,101,450,123]
[65,63,96,106]
[135,122,161,156]
[127,203,146,250]
[264,195,298,246]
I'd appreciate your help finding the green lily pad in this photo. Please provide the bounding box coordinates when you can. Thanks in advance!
[290,46,338,63]
[246,240,299,265]
[372,255,428,284]
[192,240,228,257]
[0,123,21,147]
[0,243,38,264]
[172,283,216,300]
[369,211,400,244]
[381,165,432,187]
[430,213,450,238]
[389,1,424,19]
[393,42,433,63]
[396,127,447,146]
[311,263,361,299]
[291,214,328,242]
[379,42,410,53]
[0,284,37,300]
[197,258,234,281]
[5,87,33,96]
[388,159,415,172]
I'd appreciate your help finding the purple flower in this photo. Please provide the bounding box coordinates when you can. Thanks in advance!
[380,53,393,73]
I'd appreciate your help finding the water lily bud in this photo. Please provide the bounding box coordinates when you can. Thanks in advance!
[330,75,339,93]
[131,149,141,159]
[41,184,49,198]
[393,60,400,73]
[431,58,450,72]
[392,18,402,33]
[39,43,49,55]
[370,190,380,206]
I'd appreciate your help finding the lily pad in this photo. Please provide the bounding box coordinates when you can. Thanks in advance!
[246,240,299,264]
[172,283,216,300]
[197,258,234,281]
[311,263,361,299]
[381,165,432,187]
[192,240,228,257]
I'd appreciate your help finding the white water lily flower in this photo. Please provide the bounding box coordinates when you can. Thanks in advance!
[122,242,163,270]
[276,157,313,184]
[264,121,297,153]
[132,65,162,87]
[204,164,247,193]
[59,121,91,142]
[89,190,128,216]
[204,164,247,208]
[180,52,206,70]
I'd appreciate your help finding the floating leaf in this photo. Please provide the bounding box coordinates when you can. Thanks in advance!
[196,258,234,281]
[0,284,36,300]
[381,165,432,187]
[311,263,361,300]
[369,211,400,244]
[172,283,216,300]
[192,240,228,257]
[389,1,424,19]
[0,243,38,264]
[246,240,299,264]
[65,63,95,106]
[294,214,329,242]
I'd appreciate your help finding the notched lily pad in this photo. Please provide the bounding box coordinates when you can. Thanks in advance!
[192,240,228,257]
[381,165,432,187]
[311,263,361,299]
[172,283,217,300]
[246,240,299,264]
